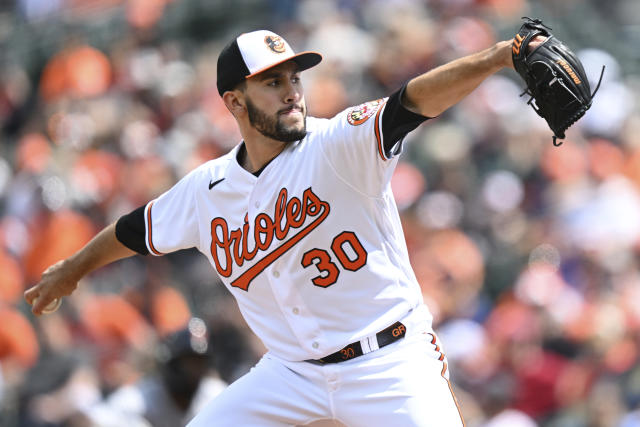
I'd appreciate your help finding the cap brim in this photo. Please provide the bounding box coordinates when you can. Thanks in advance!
[246,51,322,79]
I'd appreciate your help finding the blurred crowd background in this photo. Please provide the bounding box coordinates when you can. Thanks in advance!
[0,0,639,426]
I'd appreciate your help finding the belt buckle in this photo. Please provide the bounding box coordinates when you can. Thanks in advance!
[308,321,407,365]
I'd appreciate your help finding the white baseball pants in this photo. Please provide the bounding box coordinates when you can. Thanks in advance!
[187,322,465,426]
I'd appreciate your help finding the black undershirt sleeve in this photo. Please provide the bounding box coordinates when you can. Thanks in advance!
[115,205,149,255]
[381,84,430,157]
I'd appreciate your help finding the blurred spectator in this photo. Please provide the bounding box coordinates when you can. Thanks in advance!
[85,319,226,427]
[40,43,112,102]
[17,354,102,426]
[0,306,39,368]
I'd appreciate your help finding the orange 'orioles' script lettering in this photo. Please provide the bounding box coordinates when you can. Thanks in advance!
[210,187,330,291]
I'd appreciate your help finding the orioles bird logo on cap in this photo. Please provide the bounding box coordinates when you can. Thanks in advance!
[264,35,286,54]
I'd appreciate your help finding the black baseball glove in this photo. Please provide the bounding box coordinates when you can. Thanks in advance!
[512,18,604,146]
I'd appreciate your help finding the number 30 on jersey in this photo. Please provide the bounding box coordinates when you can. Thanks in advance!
[301,231,367,287]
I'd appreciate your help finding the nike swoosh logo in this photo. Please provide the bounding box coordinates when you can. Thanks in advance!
[209,178,225,190]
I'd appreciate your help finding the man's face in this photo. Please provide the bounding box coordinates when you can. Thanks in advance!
[243,61,307,143]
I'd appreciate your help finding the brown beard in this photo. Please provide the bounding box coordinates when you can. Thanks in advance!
[245,97,307,143]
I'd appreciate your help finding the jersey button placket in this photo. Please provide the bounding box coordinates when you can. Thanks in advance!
[265,263,325,358]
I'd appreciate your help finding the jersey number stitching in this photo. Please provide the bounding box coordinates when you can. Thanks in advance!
[301,231,368,288]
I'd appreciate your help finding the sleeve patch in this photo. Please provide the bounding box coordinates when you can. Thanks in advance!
[346,99,385,126]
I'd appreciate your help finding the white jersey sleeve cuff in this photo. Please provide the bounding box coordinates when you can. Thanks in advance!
[144,200,163,256]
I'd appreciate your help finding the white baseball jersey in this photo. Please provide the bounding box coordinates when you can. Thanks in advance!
[136,97,432,362]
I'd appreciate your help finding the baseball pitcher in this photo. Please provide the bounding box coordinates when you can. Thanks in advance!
[26,25,574,425]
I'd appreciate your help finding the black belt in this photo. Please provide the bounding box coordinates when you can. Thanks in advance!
[307,321,407,365]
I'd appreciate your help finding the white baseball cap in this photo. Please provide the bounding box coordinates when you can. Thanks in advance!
[217,30,322,95]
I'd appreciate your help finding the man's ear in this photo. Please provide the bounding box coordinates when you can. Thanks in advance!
[222,90,246,117]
